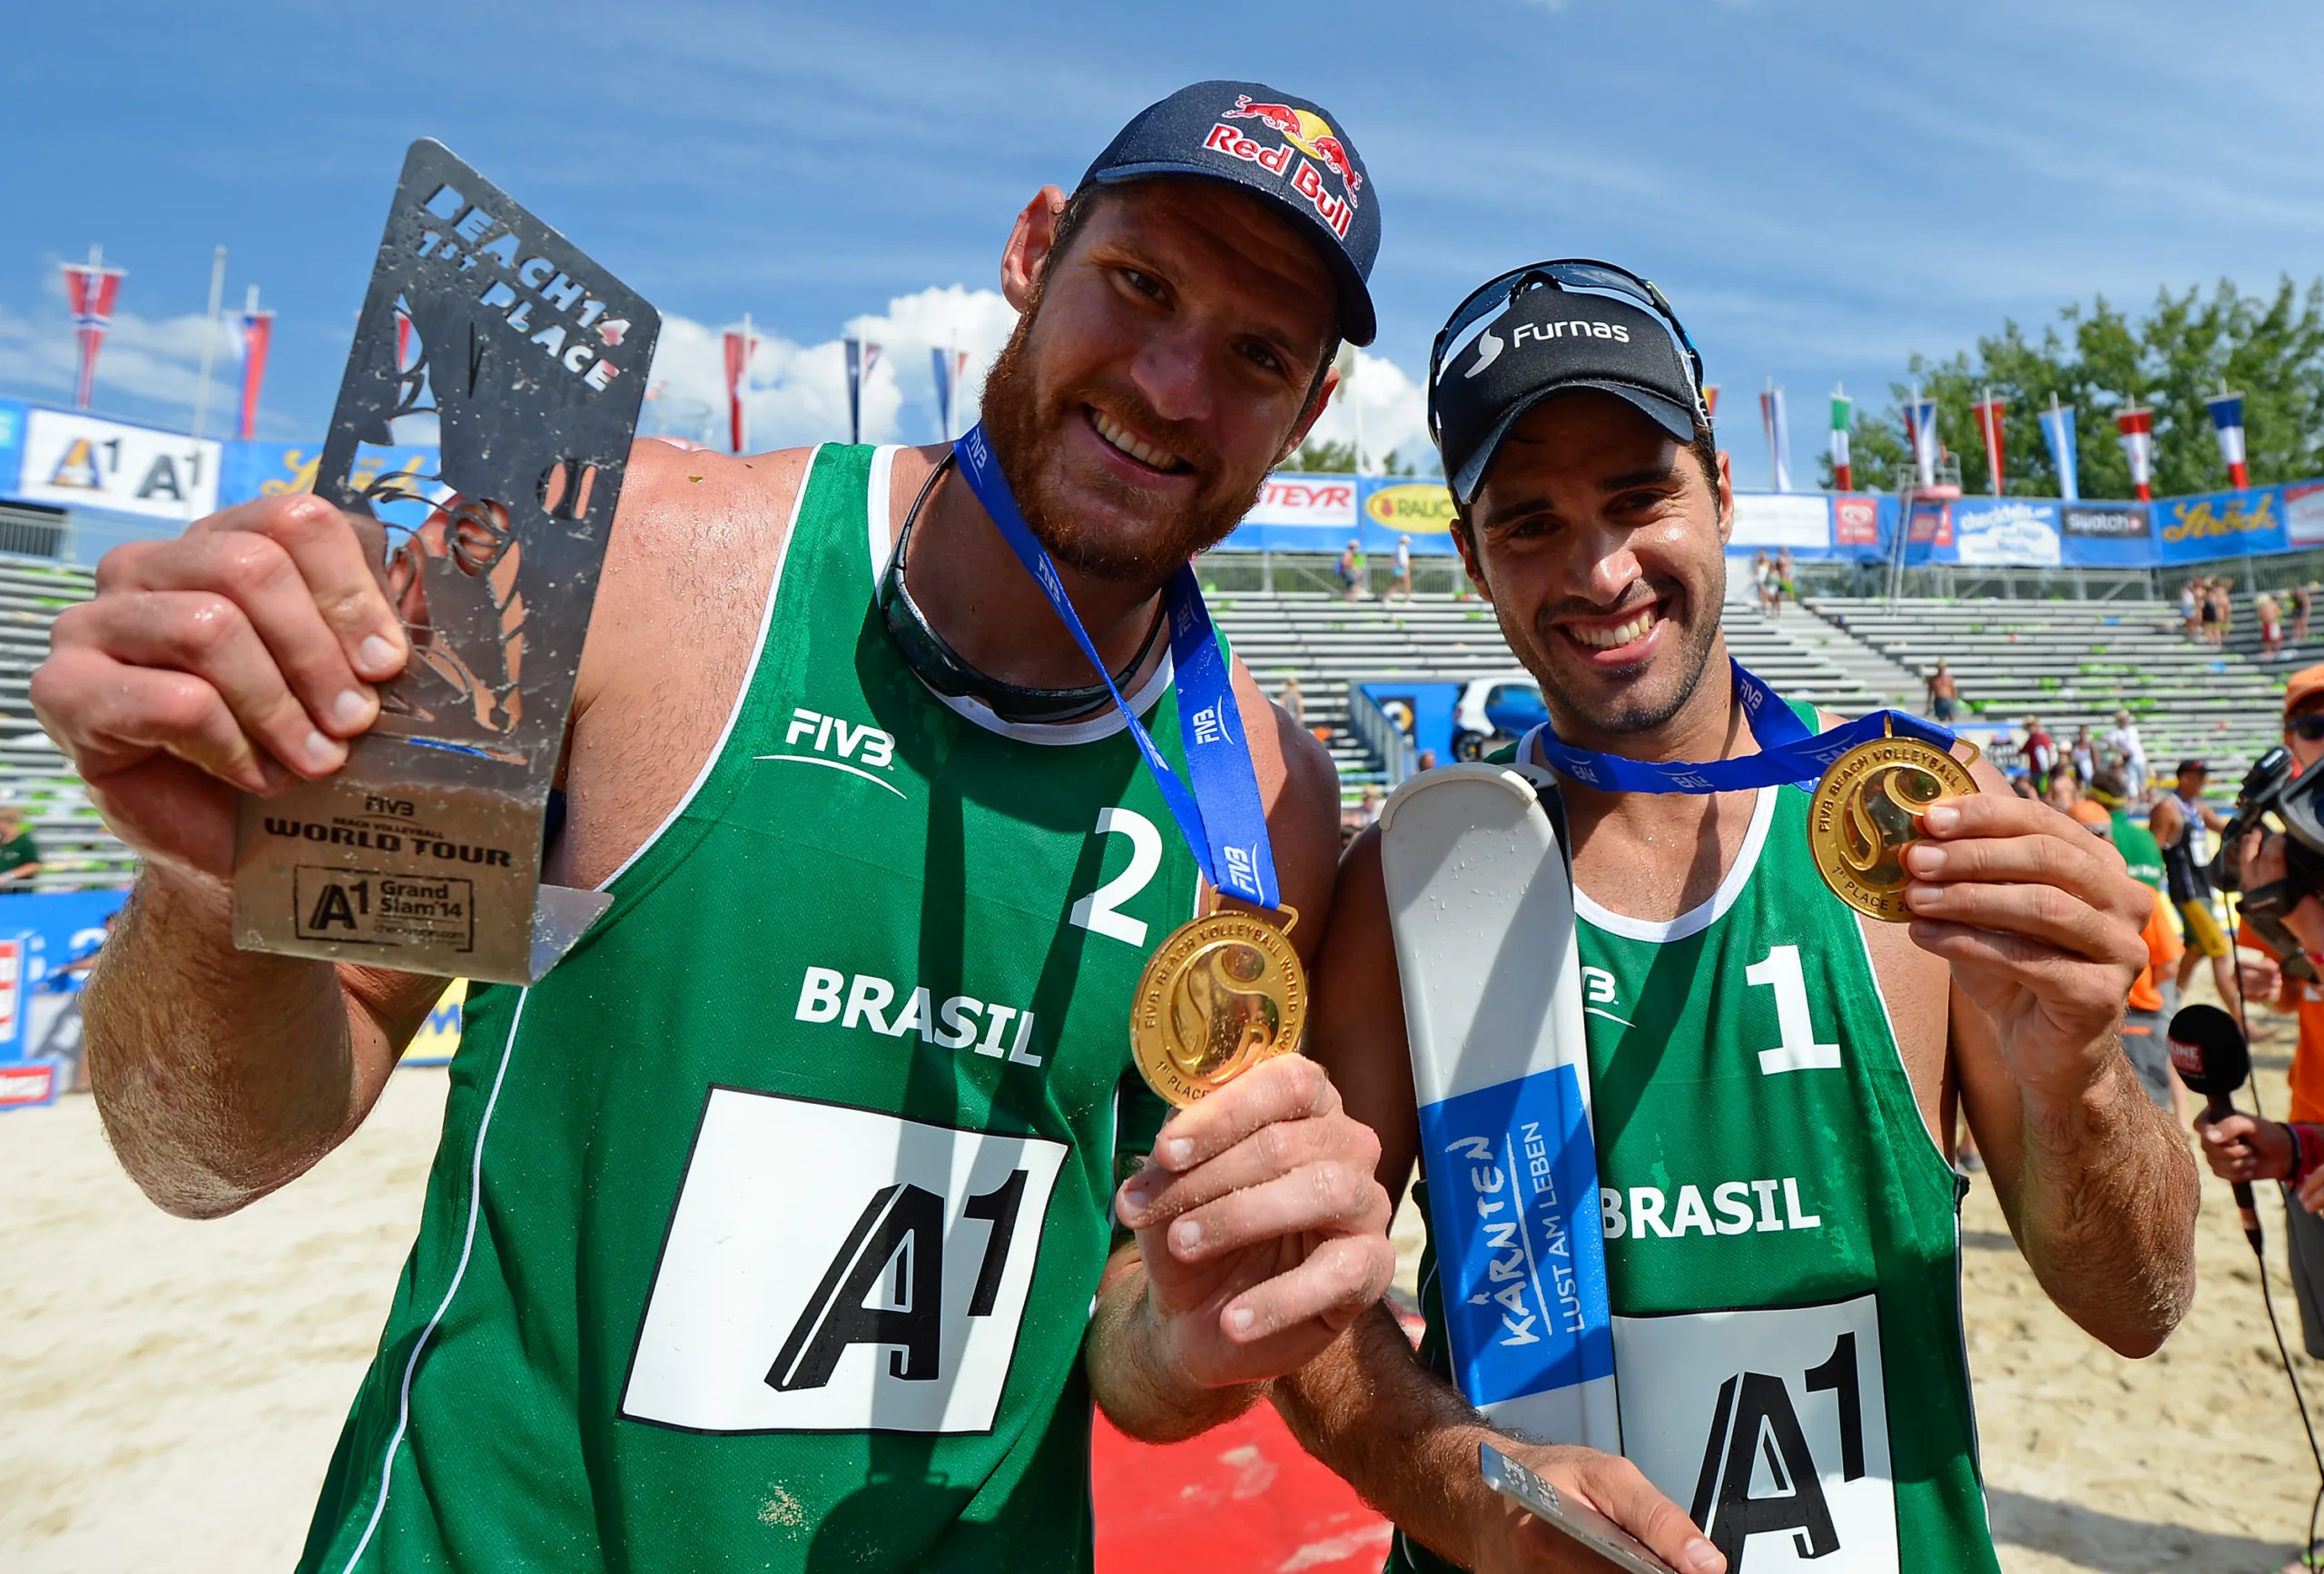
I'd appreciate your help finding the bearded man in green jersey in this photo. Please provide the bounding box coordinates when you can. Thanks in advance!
[1261,267,2199,1573]
[35,82,1396,1571]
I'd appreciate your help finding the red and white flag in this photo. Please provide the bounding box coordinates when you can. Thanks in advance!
[61,245,126,410]
[724,325,758,453]
[236,285,274,441]
[1972,392,2007,495]
[2116,407,2155,501]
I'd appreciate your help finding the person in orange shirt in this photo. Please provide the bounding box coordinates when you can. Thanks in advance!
[2071,799,2187,1122]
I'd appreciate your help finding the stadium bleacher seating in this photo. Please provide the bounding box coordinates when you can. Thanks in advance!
[0,562,134,890]
[1806,595,2296,788]
[1206,586,1884,797]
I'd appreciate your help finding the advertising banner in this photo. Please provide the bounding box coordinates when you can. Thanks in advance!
[219,440,445,528]
[15,409,220,521]
[1832,495,1881,548]
[2286,482,2324,546]
[1360,478,1460,555]
[2156,485,2287,565]
[1953,498,2062,567]
[2057,501,2154,567]
[1246,474,1356,528]
[1728,493,1830,548]
[0,399,25,497]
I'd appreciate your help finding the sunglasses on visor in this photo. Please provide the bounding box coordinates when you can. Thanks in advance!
[1426,259,1709,440]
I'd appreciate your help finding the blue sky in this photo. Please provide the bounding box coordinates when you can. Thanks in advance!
[5,0,2323,484]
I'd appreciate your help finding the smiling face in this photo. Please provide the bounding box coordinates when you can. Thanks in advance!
[1455,390,1732,739]
[978,177,1337,583]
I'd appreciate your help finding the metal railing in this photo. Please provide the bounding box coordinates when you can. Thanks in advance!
[1343,683,1415,789]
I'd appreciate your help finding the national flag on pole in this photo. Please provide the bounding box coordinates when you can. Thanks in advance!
[2207,390,2249,488]
[1903,395,1939,488]
[235,285,274,441]
[61,245,126,411]
[1701,383,1720,422]
[1758,385,1791,492]
[931,347,969,439]
[1971,391,2007,495]
[2038,398,2079,500]
[2116,407,2155,501]
[844,339,883,445]
[1828,388,1853,491]
[724,328,753,453]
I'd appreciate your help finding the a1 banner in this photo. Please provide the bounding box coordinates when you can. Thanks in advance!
[16,409,221,521]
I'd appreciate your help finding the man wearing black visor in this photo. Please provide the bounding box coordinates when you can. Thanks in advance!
[1272,263,2195,1572]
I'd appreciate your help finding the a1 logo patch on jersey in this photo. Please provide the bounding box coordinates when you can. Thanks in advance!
[621,1089,1067,1434]
[1612,1294,1896,1572]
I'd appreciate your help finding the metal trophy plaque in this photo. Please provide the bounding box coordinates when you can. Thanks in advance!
[231,139,660,983]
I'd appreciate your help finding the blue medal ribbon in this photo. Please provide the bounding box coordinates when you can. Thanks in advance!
[952,424,1281,910]
[1531,659,1959,793]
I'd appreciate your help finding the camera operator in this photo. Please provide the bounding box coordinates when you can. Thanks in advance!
[2199,664,2324,1356]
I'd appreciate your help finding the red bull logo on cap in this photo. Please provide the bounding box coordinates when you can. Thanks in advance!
[1204,93,1360,239]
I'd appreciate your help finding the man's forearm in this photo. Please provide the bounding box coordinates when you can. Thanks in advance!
[1086,1246,1265,1443]
[2011,1050,2200,1356]
[1271,1304,1507,1569]
[85,868,388,1218]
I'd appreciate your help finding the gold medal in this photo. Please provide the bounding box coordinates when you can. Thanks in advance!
[1130,905,1307,1108]
[1808,733,1978,922]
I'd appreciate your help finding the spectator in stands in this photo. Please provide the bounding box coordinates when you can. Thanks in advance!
[1359,784,1384,825]
[0,804,43,887]
[2152,758,2240,1024]
[2043,768,2081,813]
[2261,591,2286,658]
[1391,535,1413,603]
[2071,724,2097,784]
[1277,675,1305,728]
[1925,658,1960,723]
[2104,708,2149,798]
[1774,546,1797,617]
[2181,579,2200,639]
[2200,580,2222,645]
[2023,714,2058,780]
[1413,749,1437,772]
[1751,549,1776,616]
[2297,582,2316,644]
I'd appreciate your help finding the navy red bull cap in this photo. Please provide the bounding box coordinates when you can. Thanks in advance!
[1080,80,1379,345]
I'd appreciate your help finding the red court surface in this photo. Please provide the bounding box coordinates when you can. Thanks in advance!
[1093,1400,1394,1574]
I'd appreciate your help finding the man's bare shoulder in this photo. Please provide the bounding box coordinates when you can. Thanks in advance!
[609,439,817,571]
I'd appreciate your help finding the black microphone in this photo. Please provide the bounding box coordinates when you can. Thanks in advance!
[2169,1003,2265,1253]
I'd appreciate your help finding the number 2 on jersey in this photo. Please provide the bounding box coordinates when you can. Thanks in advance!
[1070,807,1162,946]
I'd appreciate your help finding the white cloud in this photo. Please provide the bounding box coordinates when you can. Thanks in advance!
[0,300,251,432]
[1300,347,1434,475]
[642,284,1022,450]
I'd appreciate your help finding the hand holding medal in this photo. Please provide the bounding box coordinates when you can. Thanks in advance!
[1807,725,1982,922]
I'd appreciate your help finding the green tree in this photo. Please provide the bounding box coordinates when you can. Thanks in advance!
[1814,279,2324,497]
[1281,440,1418,476]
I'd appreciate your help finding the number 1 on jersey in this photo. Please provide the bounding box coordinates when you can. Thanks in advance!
[1746,944,1841,1074]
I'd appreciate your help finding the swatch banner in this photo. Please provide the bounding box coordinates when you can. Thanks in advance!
[2156,485,2287,566]
[1952,498,2062,567]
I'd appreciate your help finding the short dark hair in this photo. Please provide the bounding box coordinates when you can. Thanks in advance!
[1045,182,1340,409]
[1452,418,1724,547]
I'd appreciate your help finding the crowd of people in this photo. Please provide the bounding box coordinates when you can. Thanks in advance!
[2181,575,2319,658]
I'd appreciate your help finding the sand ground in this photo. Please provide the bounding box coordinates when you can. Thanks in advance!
[9,999,2324,1572]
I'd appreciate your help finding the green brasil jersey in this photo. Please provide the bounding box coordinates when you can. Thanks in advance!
[1395,716,1997,1574]
[2111,808,2165,891]
[301,445,1197,1572]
